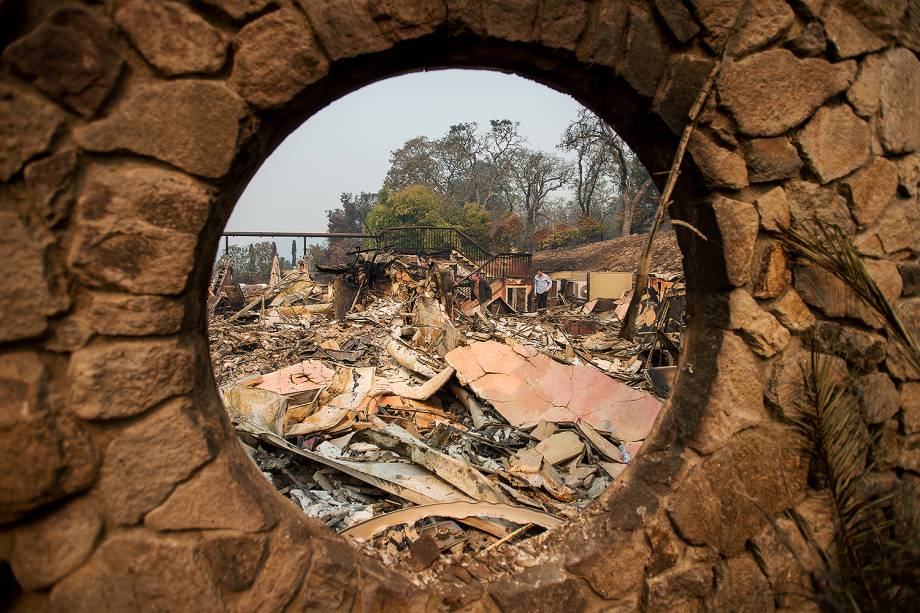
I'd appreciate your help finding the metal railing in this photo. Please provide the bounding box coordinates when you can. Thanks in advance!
[378,226,493,265]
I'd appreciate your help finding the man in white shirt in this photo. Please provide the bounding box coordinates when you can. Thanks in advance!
[533,269,551,310]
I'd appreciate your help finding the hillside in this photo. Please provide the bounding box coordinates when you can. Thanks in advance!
[532,231,683,275]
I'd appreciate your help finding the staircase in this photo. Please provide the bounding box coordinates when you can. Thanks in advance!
[377,226,533,301]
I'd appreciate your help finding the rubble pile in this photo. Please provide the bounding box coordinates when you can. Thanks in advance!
[208,250,684,576]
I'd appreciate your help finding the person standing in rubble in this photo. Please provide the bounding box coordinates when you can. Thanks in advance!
[471,272,491,306]
[533,269,551,310]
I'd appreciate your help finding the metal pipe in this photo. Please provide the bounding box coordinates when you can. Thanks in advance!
[221,231,375,239]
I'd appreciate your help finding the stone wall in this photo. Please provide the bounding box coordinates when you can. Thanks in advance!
[0,0,917,610]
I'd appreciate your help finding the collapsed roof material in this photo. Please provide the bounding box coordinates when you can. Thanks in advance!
[209,241,684,569]
[445,340,661,440]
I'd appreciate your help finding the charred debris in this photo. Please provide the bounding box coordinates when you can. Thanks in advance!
[208,233,684,580]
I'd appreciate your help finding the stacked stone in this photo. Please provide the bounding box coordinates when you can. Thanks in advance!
[0,0,917,610]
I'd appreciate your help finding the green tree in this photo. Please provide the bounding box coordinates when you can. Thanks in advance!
[444,201,491,245]
[366,185,492,246]
[365,184,448,232]
[382,120,523,216]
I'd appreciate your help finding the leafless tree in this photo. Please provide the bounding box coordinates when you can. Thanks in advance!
[557,108,614,219]
[509,149,571,250]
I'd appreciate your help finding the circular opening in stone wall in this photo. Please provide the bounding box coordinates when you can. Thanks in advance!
[208,68,689,569]
[10,1,914,608]
[206,70,686,566]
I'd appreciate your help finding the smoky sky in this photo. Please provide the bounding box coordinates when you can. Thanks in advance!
[224,69,584,254]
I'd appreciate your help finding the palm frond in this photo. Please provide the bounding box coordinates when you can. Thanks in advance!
[792,353,920,610]
[772,220,920,374]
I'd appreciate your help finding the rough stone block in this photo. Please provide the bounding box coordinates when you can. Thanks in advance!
[824,4,886,58]
[481,0,538,43]
[2,8,123,117]
[786,20,827,57]
[79,162,213,234]
[763,337,806,413]
[540,0,589,49]
[718,49,855,136]
[797,104,871,183]
[235,526,312,611]
[567,529,648,600]
[366,0,447,42]
[742,137,803,183]
[645,515,686,576]
[0,85,63,182]
[837,0,908,39]
[729,0,794,55]
[199,0,273,20]
[876,196,920,255]
[0,212,63,342]
[489,563,596,612]
[115,0,228,76]
[894,152,920,196]
[842,156,900,226]
[96,398,214,525]
[900,261,920,296]
[655,54,714,134]
[200,532,268,592]
[686,332,767,455]
[902,381,920,433]
[859,371,900,423]
[751,239,790,299]
[688,130,749,190]
[785,179,856,234]
[87,293,184,336]
[653,0,700,43]
[298,0,391,60]
[291,537,364,610]
[444,0,484,33]
[750,493,834,609]
[50,534,225,611]
[795,259,902,328]
[728,289,790,357]
[23,148,78,227]
[847,51,883,117]
[646,560,713,611]
[622,6,669,99]
[231,8,330,109]
[67,220,200,295]
[898,295,920,337]
[765,289,815,333]
[69,338,194,420]
[753,185,791,232]
[576,0,627,67]
[686,0,740,49]
[11,498,102,590]
[878,48,920,154]
[75,80,246,178]
[710,196,759,287]
[854,230,887,258]
[0,352,97,524]
[807,320,887,370]
[670,425,808,555]
[145,450,277,532]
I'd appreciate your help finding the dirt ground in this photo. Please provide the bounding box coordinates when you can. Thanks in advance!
[532,231,682,275]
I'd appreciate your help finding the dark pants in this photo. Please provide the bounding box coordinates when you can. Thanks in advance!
[535,291,548,310]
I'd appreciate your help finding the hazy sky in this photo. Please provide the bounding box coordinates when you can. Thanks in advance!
[225,69,584,253]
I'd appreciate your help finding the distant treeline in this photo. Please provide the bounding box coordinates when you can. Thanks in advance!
[311,110,662,265]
